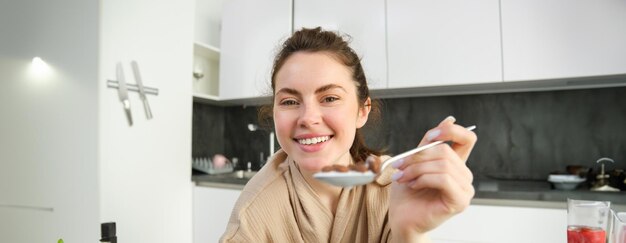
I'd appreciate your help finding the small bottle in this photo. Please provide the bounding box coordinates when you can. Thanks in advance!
[231,157,239,170]
[100,222,117,243]
[259,152,265,167]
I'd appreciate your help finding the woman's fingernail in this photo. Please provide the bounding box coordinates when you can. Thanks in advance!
[391,171,404,181]
[443,116,456,123]
[426,129,441,142]
[391,159,405,169]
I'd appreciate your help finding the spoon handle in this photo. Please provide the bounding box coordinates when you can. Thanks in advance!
[380,125,476,171]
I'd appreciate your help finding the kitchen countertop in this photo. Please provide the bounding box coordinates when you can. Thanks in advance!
[473,179,626,205]
[193,173,249,190]
[192,173,626,208]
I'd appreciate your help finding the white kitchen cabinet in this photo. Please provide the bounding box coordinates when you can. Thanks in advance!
[387,0,502,89]
[193,43,220,100]
[293,0,387,90]
[193,0,226,101]
[430,205,566,243]
[194,0,225,48]
[193,186,241,243]
[219,0,292,100]
[501,0,626,82]
[0,0,193,242]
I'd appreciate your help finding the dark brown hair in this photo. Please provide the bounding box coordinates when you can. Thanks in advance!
[259,27,382,163]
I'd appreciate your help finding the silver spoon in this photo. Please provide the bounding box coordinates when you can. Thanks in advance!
[313,125,476,187]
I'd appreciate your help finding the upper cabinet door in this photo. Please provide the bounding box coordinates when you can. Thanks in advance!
[194,0,224,47]
[293,0,387,90]
[219,0,292,100]
[387,0,502,88]
[501,0,626,81]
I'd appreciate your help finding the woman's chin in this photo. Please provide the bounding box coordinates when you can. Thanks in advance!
[296,161,329,173]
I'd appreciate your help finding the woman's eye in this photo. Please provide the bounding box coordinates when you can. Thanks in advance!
[279,99,298,106]
[322,96,339,103]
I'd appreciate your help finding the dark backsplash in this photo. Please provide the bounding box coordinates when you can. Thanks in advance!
[193,86,626,178]
[192,103,226,159]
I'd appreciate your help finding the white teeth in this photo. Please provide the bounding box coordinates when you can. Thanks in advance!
[298,136,330,145]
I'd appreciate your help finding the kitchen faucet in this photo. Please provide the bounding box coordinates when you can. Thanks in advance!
[248,123,275,165]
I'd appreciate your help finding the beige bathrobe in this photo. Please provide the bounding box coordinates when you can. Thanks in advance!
[221,150,396,243]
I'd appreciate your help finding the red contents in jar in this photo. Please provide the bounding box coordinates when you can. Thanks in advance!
[567,226,606,243]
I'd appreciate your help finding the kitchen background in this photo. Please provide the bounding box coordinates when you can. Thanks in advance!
[5,0,625,242]
[193,85,626,180]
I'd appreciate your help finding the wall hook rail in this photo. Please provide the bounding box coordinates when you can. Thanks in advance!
[107,61,159,126]
[107,80,159,95]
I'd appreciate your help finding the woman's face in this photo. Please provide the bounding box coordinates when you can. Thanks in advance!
[273,51,370,172]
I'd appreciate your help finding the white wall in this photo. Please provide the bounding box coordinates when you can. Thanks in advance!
[1,0,195,242]
[98,0,194,242]
[0,0,100,242]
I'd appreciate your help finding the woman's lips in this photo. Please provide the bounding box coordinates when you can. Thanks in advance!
[294,135,332,152]
[296,135,330,145]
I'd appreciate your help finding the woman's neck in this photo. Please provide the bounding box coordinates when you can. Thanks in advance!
[299,165,344,215]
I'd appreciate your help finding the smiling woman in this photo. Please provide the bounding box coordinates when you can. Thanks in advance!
[220,27,478,243]
[272,52,372,172]
[263,27,384,165]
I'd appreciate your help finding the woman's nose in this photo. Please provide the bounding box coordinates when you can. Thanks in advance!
[297,104,322,127]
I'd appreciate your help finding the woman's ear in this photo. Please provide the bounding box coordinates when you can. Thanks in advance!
[356,97,371,128]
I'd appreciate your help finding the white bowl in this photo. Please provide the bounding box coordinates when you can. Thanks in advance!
[548,174,586,182]
[551,181,583,190]
[548,175,586,190]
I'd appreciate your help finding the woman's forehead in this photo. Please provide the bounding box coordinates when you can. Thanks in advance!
[274,52,355,91]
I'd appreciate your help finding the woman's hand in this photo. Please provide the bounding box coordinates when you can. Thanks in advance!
[388,116,477,241]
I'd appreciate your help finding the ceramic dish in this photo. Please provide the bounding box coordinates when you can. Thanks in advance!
[548,175,586,190]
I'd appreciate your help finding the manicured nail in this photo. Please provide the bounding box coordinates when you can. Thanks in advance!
[391,159,405,169]
[391,171,404,181]
[443,116,456,123]
[426,129,441,142]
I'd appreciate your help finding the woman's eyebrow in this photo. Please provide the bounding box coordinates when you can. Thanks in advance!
[315,84,347,94]
[275,87,300,96]
[276,84,347,96]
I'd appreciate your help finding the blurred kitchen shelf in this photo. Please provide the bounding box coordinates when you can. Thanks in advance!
[193,92,222,105]
[193,41,220,102]
[193,42,220,61]
[193,93,273,107]
[193,92,219,100]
